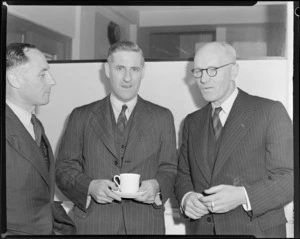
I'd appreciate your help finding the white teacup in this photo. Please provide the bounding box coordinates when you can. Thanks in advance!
[113,173,140,193]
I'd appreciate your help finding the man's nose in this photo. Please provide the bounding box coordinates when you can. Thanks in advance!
[47,72,56,86]
[123,69,131,82]
[200,70,210,84]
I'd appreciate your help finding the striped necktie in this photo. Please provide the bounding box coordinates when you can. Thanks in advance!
[31,114,49,169]
[212,107,223,140]
[117,105,128,134]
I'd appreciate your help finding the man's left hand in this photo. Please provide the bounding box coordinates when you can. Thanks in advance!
[134,179,159,204]
[200,184,246,213]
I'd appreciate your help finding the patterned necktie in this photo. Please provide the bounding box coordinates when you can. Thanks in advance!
[212,107,223,140]
[117,105,128,134]
[31,114,49,169]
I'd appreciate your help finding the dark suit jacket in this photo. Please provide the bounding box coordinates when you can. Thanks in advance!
[55,95,177,234]
[5,105,76,235]
[175,89,293,237]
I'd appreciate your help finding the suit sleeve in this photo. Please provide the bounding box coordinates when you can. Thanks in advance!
[244,101,293,218]
[55,108,93,212]
[155,109,178,204]
[174,115,195,204]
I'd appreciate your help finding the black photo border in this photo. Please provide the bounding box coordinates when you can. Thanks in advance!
[1,1,298,238]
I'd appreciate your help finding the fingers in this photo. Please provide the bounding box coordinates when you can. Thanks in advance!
[94,195,114,204]
[135,180,158,203]
[90,179,122,204]
[106,188,122,201]
[199,194,217,212]
[134,191,151,203]
[107,180,119,191]
[183,193,209,219]
[204,184,224,194]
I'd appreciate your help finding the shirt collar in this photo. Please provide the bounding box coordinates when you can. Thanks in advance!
[6,99,35,127]
[110,93,138,119]
[211,87,239,115]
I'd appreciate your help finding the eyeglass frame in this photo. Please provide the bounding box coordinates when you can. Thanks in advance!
[191,62,236,78]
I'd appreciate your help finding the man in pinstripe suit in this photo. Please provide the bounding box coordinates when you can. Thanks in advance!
[5,43,75,235]
[175,42,293,237]
[55,41,177,234]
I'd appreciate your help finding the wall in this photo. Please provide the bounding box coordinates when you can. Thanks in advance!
[6,5,76,38]
[37,60,293,235]
[78,6,134,59]
[6,3,288,61]
[139,5,286,27]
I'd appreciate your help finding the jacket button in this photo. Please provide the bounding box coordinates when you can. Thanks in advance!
[207,217,211,222]
[121,145,125,149]
[114,160,118,165]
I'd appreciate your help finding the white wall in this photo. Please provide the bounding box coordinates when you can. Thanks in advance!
[37,60,293,235]
[6,5,76,38]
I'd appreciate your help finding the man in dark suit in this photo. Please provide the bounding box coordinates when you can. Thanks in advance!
[175,42,293,237]
[5,43,76,235]
[55,41,177,234]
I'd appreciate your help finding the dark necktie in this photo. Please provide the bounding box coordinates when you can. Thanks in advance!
[212,107,223,140]
[117,105,128,134]
[31,114,49,169]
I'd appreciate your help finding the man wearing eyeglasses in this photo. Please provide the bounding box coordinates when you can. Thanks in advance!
[175,42,293,237]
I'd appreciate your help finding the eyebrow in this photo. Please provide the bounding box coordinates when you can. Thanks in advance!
[39,68,49,74]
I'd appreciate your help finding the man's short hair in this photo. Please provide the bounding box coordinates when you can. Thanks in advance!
[6,43,36,71]
[107,41,144,65]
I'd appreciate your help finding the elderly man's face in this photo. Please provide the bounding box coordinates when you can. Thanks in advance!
[105,51,145,102]
[194,44,236,106]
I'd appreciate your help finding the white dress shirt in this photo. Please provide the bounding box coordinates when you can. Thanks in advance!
[110,93,137,122]
[181,87,252,212]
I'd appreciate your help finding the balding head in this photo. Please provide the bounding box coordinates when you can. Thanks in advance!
[195,42,237,67]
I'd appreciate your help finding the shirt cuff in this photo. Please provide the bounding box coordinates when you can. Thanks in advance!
[242,187,252,211]
[86,195,91,209]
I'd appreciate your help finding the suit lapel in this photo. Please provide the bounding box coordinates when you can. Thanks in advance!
[6,105,51,187]
[190,104,212,185]
[125,97,154,156]
[90,96,118,158]
[212,90,254,177]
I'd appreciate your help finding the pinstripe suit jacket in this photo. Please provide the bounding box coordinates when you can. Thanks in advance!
[175,89,293,237]
[55,95,177,234]
[6,105,55,234]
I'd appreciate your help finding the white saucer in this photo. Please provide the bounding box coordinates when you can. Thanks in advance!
[112,190,146,199]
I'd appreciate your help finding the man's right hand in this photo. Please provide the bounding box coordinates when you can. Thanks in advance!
[182,192,209,219]
[88,179,121,204]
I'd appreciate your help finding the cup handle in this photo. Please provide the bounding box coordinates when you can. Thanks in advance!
[113,175,121,191]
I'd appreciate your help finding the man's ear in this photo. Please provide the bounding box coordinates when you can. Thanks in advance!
[231,63,239,80]
[7,72,21,89]
[104,62,110,78]
[141,64,145,79]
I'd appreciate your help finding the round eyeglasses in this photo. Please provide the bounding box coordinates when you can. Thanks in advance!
[191,62,235,78]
